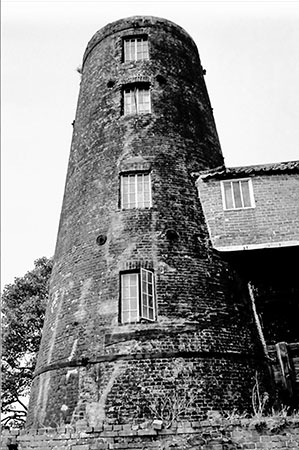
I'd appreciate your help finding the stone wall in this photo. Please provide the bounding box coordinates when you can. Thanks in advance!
[2,419,299,449]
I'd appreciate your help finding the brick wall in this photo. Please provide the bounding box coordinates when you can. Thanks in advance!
[197,172,299,250]
[196,169,299,391]
[26,17,265,428]
[2,419,299,449]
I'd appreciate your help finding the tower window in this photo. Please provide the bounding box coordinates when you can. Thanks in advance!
[123,85,151,115]
[124,36,149,62]
[221,178,255,210]
[121,269,156,324]
[121,173,152,209]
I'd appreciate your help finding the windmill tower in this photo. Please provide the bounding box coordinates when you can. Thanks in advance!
[26,16,263,428]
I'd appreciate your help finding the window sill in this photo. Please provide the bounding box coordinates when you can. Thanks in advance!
[121,207,152,211]
[119,319,157,326]
[223,206,256,211]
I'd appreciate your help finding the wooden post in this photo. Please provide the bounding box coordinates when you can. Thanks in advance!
[275,341,295,399]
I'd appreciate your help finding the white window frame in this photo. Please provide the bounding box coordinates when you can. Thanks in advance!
[124,36,149,62]
[123,86,151,115]
[221,178,255,210]
[120,173,152,209]
[120,269,156,324]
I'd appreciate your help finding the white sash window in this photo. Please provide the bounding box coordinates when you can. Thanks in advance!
[124,37,149,62]
[121,173,152,209]
[124,86,151,115]
[121,269,156,324]
[221,178,255,210]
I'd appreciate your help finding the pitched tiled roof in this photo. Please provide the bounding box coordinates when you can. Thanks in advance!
[199,160,299,180]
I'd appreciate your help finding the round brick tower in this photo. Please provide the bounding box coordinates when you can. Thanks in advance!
[27,16,263,428]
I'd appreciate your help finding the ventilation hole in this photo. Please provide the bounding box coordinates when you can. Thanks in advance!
[96,235,107,246]
[156,74,166,85]
[107,80,115,88]
[165,228,179,240]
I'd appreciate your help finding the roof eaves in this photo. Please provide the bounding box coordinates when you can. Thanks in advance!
[198,160,299,181]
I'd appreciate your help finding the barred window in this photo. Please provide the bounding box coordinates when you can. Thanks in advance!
[123,86,151,115]
[121,269,156,324]
[124,37,149,62]
[121,173,151,209]
[221,179,255,210]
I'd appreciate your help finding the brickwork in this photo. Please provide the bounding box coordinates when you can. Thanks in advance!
[197,170,299,250]
[2,419,299,450]
[26,16,265,430]
[196,166,299,405]
[196,165,299,348]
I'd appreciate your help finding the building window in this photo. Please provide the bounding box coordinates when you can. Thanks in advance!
[120,269,156,323]
[124,36,149,62]
[123,85,151,115]
[221,178,255,210]
[121,173,152,209]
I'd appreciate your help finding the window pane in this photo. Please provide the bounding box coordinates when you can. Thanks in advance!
[148,282,152,296]
[128,193,135,206]
[121,173,151,209]
[142,40,149,60]
[130,309,138,319]
[123,286,130,297]
[143,175,149,190]
[124,91,131,114]
[223,179,254,210]
[124,87,150,115]
[125,90,137,115]
[137,89,150,113]
[143,195,150,207]
[130,285,137,298]
[148,296,153,310]
[232,181,242,208]
[136,39,143,60]
[122,311,129,323]
[241,180,252,207]
[141,269,154,320]
[124,40,129,61]
[125,37,148,61]
[121,273,139,323]
[129,41,133,61]
[136,175,144,207]
[124,39,136,62]
[149,308,154,320]
[122,176,128,208]
[129,273,137,285]
[130,40,135,60]
[223,182,234,209]
[137,175,143,185]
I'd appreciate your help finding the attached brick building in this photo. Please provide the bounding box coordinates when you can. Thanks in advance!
[197,161,299,252]
[22,16,298,447]
[197,161,299,403]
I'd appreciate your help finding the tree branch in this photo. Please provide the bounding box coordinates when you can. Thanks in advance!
[16,398,28,411]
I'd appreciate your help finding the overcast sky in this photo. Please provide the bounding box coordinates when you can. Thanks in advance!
[2,0,299,289]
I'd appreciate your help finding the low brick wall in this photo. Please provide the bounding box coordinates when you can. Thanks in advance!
[2,418,299,449]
